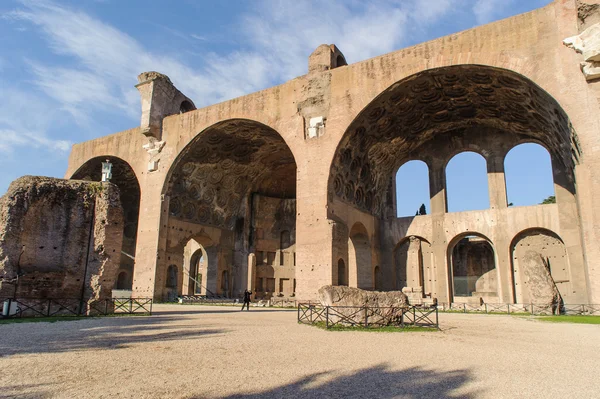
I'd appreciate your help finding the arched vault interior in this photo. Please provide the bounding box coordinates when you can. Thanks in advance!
[329,65,578,216]
[167,119,296,229]
[71,157,140,257]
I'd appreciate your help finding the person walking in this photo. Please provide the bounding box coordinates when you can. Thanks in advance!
[241,289,252,311]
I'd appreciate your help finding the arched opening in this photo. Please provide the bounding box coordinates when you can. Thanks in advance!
[335,54,347,67]
[115,271,129,290]
[188,247,206,295]
[395,160,430,217]
[348,223,372,289]
[510,229,569,305]
[446,152,489,212]
[221,270,230,296]
[337,258,347,286]
[164,119,297,300]
[504,143,555,206]
[394,236,433,300]
[328,65,575,219]
[71,156,140,291]
[374,266,382,290]
[448,233,497,303]
[179,100,195,114]
[166,265,178,289]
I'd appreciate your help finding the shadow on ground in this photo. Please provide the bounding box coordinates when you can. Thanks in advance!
[213,364,477,399]
[0,315,225,356]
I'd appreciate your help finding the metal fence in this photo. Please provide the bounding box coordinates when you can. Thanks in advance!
[1,297,153,319]
[297,303,439,329]
[438,302,600,316]
[178,295,298,308]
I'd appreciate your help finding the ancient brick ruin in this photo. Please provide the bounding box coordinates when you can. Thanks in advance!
[4,0,600,307]
[0,177,123,308]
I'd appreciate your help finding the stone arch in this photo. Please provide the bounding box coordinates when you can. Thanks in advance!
[163,118,296,229]
[510,228,568,304]
[71,156,140,290]
[395,160,430,217]
[179,100,195,114]
[328,65,576,217]
[447,232,498,303]
[445,151,490,212]
[348,222,372,289]
[188,247,206,295]
[183,237,216,296]
[393,236,432,299]
[504,143,555,206]
[162,118,297,300]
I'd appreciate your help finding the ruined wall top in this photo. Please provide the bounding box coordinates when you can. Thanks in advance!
[308,44,347,74]
[135,71,196,141]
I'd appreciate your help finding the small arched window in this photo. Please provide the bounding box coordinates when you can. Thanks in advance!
[116,271,129,290]
[166,265,178,288]
[504,143,554,206]
[446,152,489,212]
[337,259,346,286]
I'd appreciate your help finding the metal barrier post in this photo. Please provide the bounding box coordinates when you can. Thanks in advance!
[129,299,133,314]
[463,303,466,313]
[484,303,488,314]
[149,299,153,315]
[413,307,416,326]
[507,304,510,315]
[47,299,51,317]
[326,306,330,329]
[364,306,368,328]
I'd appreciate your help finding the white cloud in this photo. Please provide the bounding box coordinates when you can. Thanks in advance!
[3,0,464,156]
[0,83,73,153]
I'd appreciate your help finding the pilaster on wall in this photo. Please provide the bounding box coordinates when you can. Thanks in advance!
[131,185,168,300]
[487,156,508,210]
[429,161,447,215]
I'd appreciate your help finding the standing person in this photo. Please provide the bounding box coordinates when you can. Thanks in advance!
[241,289,252,311]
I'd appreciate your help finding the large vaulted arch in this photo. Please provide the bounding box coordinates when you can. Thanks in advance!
[328,65,577,216]
[162,119,297,299]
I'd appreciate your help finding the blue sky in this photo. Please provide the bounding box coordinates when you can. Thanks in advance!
[0,0,554,213]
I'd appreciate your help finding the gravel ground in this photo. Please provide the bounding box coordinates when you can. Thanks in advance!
[0,304,599,399]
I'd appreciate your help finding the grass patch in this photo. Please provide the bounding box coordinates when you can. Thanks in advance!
[0,313,150,325]
[307,321,438,332]
[535,315,600,324]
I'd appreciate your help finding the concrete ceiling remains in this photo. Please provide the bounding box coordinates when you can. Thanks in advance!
[329,65,574,216]
[166,119,296,229]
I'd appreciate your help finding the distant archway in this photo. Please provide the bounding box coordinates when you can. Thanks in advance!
[510,228,568,304]
[394,236,432,297]
[348,223,372,289]
[448,233,497,302]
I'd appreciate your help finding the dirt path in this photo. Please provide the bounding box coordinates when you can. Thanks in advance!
[1,304,598,398]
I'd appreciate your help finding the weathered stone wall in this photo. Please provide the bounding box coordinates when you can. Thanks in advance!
[0,177,123,305]
[63,0,600,304]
